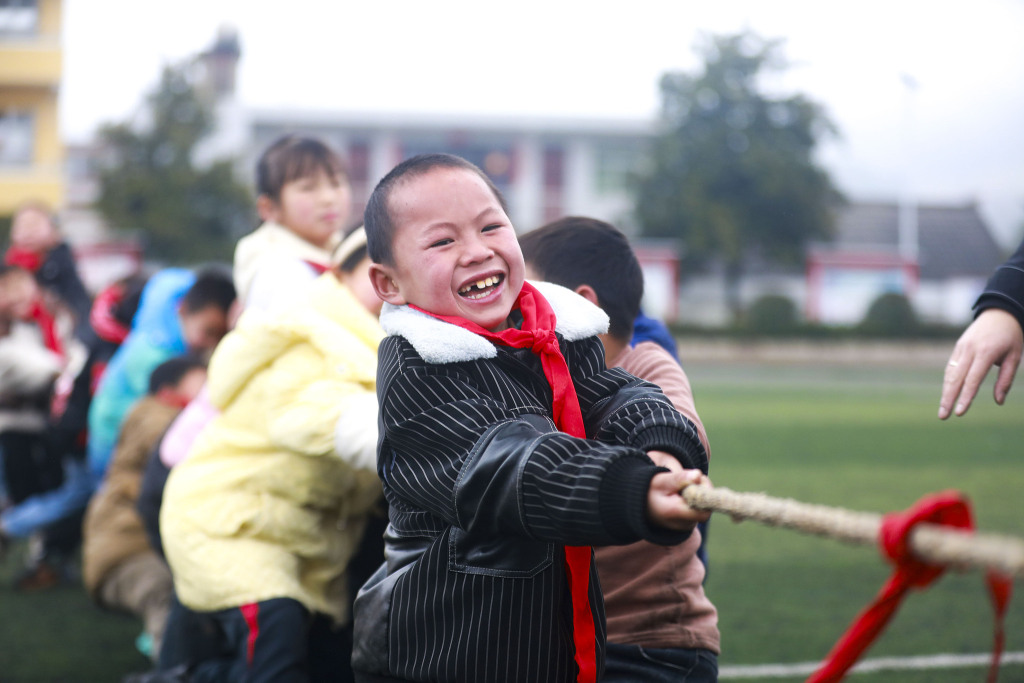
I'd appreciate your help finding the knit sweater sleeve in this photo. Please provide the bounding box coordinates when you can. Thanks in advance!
[615,341,711,456]
[567,335,708,473]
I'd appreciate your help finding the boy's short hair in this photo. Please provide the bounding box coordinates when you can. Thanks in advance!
[111,274,150,329]
[256,135,348,203]
[364,153,508,266]
[148,354,207,395]
[181,267,236,314]
[520,216,644,340]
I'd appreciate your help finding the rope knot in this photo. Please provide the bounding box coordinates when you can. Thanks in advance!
[809,490,1012,683]
[879,490,971,587]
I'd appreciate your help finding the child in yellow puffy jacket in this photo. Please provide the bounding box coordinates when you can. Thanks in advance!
[160,227,383,683]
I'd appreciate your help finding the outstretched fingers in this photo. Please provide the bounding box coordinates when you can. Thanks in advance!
[994,347,1022,405]
[939,352,968,419]
[939,309,1024,419]
[941,350,991,419]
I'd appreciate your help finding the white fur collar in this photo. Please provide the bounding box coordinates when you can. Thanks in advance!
[379,280,609,364]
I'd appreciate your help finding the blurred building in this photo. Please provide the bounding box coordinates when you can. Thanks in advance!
[0,0,64,214]
[675,200,1005,327]
[807,202,1003,325]
[0,0,140,294]
[63,28,1009,324]
[189,30,1009,326]
[240,110,650,240]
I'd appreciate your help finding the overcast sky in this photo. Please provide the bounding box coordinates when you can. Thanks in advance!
[61,0,1024,249]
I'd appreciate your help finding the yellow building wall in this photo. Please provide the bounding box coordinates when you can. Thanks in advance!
[38,0,63,36]
[0,0,65,216]
[0,48,62,85]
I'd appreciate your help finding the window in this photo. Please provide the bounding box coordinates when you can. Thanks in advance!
[542,146,564,222]
[0,0,38,36]
[594,144,641,194]
[401,137,517,200]
[542,145,564,189]
[0,110,34,165]
[346,141,369,185]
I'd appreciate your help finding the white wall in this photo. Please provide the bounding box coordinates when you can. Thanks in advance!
[915,277,987,325]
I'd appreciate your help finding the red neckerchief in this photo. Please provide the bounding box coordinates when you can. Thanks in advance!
[154,388,193,410]
[5,246,43,272]
[90,283,131,344]
[410,281,597,683]
[302,259,330,275]
[28,298,64,359]
[808,490,1012,683]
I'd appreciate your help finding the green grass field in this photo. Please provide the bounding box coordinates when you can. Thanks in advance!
[1,356,1021,682]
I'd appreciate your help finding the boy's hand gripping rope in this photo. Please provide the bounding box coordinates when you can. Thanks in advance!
[681,484,1018,683]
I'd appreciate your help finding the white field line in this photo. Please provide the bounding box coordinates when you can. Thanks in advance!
[719,651,1024,679]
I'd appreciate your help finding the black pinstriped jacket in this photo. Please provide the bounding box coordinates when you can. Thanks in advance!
[352,283,708,683]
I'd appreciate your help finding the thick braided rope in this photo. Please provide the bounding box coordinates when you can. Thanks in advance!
[682,485,1024,578]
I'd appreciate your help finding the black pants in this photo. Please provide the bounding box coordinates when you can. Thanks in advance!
[1,430,63,504]
[0,431,82,561]
[162,595,354,683]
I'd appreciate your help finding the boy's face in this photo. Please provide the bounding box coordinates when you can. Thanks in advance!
[178,304,230,358]
[155,367,207,408]
[11,208,59,254]
[175,367,208,404]
[370,167,525,332]
[0,270,41,320]
[260,167,351,249]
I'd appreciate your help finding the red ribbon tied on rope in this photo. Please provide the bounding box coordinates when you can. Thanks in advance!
[808,490,1013,683]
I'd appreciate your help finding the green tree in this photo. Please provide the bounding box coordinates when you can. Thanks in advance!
[95,61,254,264]
[634,31,843,319]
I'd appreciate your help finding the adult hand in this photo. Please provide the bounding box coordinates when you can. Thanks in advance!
[647,469,711,532]
[939,308,1024,419]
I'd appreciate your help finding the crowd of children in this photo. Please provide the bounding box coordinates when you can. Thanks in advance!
[2,138,728,682]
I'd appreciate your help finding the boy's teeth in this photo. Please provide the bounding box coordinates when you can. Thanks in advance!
[461,276,498,294]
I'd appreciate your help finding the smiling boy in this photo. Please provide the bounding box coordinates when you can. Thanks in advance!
[353,153,711,683]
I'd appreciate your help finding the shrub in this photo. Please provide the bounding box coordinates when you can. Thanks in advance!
[744,294,799,335]
[859,292,919,337]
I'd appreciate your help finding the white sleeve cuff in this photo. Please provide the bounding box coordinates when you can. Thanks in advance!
[333,395,380,471]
